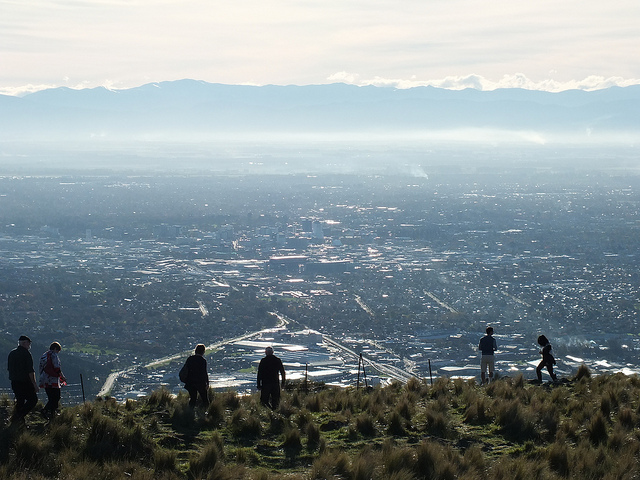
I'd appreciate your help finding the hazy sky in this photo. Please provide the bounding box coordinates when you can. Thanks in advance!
[2,0,640,95]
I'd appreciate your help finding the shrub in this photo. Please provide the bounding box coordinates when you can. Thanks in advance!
[575,364,591,380]
[618,407,636,429]
[396,397,412,420]
[282,427,303,458]
[206,397,225,426]
[355,412,376,437]
[220,390,240,410]
[147,388,174,409]
[310,451,351,479]
[305,422,321,451]
[387,410,406,436]
[14,432,54,471]
[495,399,536,441]
[230,409,262,438]
[425,409,451,437]
[305,394,321,412]
[462,445,485,476]
[547,442,569,477]
[464,397,487,424]
[153,448,177,473]
[588,412,608,445]
[352,451,376,480]
[189,442,222,478]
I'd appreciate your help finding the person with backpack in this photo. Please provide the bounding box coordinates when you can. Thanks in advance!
[39,342,67,419]
[180,344,209,407]
[536,335,558,383]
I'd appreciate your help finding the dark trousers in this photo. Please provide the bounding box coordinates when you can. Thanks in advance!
[536,361,557,381]
[186,384,209,407]
[44,387,61,414]
[11,381,38,420]
[260,383,281,410]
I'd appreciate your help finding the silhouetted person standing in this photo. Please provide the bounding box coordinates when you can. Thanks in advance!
[257,346,285,409]
[183,344,209,407]
[7,335,39,424]
[39,342,67,419]
[536,335,558,383]
[479,326,497,384]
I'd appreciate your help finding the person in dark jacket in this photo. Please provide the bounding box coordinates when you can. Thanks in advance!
[257,346,285,409]
[182,344,209,407]
[7,335,39,424]
[478,326,497,384]
[536,335,558,382]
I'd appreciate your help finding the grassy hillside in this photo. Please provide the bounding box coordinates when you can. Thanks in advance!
[1,367,639,479]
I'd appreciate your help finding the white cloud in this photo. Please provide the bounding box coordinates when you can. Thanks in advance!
[1,0,640,91]
[327,73,640,92]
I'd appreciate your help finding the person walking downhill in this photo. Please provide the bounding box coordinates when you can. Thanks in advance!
[181,344,209,408]
[257,346,286,410]
[479,326,497,384]
[7,335,39,425]
[39,342,67,419]
[536,335,558,383]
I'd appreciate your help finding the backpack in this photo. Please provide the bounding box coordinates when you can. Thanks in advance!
[179,363,189,383]
[44,351,58,377]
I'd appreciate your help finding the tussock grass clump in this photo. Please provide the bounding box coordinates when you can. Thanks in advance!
[387,410,406,436]
[305,394,322,412]
[305,421,321,451]
[575,363,591,380]
[153,448,177,473]
[282,427,303,458]
[206,397,225,427]
[220,390,240,410]
[494,399,537,441]
[355,412,377,437]
[147,387,174,409]
[188,441,223,478]
[547,442,570,477]
[424,408,451,438]
[230,408,262,439]
[310,451,352,480]
[14,432,55,472]
[618,406,636,429]
[587,412,609,445]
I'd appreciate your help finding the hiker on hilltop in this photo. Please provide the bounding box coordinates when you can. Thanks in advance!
[479,326,497,384]
[536,335,558,383]
[7,335,39,425]
[257,346,286,409]
[181,344,209,407]
[39,341,67,419]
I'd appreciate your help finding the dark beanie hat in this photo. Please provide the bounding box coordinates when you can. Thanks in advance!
[18,335,31,342]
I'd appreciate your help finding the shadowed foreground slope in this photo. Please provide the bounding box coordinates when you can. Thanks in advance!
[1,368,639,479]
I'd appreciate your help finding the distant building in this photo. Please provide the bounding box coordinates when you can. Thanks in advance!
[301,219,313,233]
[312,221,324,240]
[40,225,60,238]
[306,260,353,275]
[153,224,183,239]
[268,255,308,274]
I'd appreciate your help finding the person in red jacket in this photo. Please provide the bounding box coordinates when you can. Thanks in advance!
[257,346,286,409]
[39,341,67,419]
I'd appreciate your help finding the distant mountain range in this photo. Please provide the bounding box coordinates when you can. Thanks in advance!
[1,80,639,142]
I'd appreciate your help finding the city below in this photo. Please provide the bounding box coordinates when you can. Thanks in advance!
[1,154,639,402]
